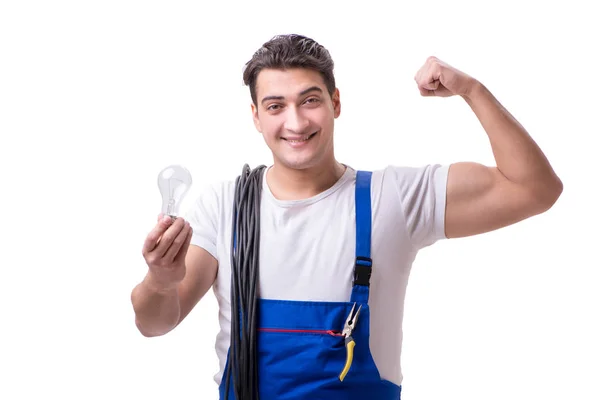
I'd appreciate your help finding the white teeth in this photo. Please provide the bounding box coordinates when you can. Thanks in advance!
[287,134,312,143]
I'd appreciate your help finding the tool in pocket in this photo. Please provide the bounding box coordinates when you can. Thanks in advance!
[339,302,362,382]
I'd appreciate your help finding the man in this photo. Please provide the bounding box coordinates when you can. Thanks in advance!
[131,34,562,399]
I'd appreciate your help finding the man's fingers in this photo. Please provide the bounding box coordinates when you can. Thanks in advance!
[418,86,435,97]
[151,217,186,258]
[415,58,444,93]
[164,222,191,262]
[142,215,176,255]
[422,79,440,91]
[174,226,194,264]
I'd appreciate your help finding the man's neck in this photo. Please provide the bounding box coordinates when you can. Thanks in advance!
[267,160,347,201]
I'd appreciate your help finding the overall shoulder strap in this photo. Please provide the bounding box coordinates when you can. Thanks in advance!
[350,170,373,304]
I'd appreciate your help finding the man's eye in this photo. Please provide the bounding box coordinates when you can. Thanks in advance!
[304,98,320,105]
[267,104,281,111]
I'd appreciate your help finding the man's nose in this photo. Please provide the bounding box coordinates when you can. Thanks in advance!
[283,108,310,134]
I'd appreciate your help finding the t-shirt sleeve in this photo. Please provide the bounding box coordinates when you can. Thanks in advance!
[385,164,450,249]
[184,183,220,260]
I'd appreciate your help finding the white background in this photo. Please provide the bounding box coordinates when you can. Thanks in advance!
[1,0,598,399]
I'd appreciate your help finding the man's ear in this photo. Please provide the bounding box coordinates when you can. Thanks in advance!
[251,103,262,132]
[332,88,341,118]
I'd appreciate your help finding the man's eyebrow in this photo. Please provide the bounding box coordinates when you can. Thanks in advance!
[298,86,323,96]
[261,95,284,105]
[260,86,323,105]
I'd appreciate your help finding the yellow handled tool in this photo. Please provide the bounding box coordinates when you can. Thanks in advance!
[339,335,356,381]
[339,303,362,382]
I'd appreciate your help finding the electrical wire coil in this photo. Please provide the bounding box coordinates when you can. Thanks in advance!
[224,163,266,400]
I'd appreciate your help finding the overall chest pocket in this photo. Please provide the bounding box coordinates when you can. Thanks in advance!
[256,299,383,398]
[258,327,346,381]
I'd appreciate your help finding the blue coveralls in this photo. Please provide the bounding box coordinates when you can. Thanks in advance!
[219,171,402,399]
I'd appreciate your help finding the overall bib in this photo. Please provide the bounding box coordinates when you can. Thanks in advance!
[219,171,402,399]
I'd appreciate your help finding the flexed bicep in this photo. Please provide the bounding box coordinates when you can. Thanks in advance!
[444,162,548,239]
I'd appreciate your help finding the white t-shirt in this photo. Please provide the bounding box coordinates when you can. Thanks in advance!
[186,163,449,387]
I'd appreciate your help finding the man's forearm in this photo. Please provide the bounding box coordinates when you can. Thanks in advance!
[463,81,563,201]
[131,274,181,337]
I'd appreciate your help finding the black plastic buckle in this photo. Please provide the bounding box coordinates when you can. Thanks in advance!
[353,256,372,286]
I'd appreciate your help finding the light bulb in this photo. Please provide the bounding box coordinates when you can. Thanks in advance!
[157,164,192,218]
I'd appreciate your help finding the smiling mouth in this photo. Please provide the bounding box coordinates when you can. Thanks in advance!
[282,132,317,143]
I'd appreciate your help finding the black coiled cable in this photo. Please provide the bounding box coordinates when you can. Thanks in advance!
[224,164,266,400]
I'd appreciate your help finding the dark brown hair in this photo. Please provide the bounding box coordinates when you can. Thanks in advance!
[243,34,336,105]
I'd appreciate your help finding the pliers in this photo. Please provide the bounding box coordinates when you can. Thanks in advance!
[339,303,362,382]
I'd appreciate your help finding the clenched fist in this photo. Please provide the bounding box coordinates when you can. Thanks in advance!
[414,56,479,98]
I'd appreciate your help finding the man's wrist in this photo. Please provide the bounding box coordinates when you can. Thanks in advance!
[143,273,179,295]
[461,79,486,103]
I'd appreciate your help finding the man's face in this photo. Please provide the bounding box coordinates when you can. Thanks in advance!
[251,68,340,171]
